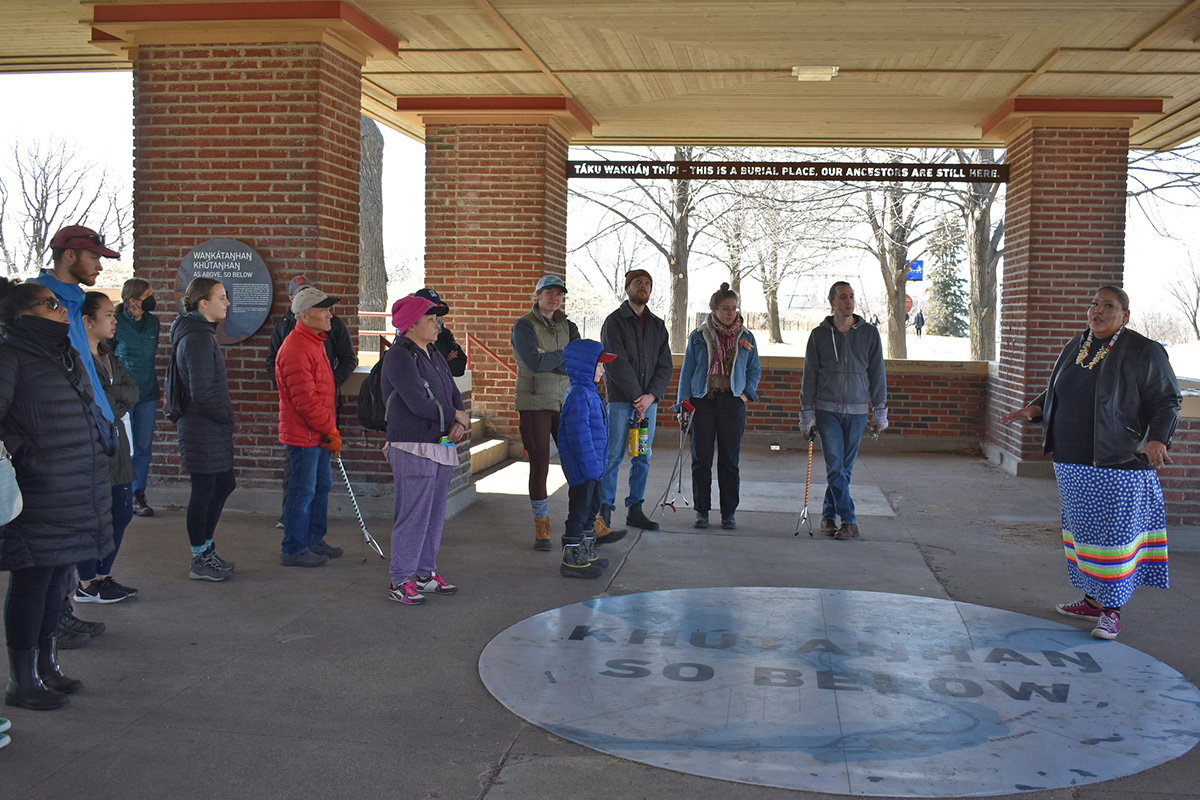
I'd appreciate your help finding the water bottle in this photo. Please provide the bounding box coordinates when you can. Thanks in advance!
[627,418,640,458]
[637,417,649,456]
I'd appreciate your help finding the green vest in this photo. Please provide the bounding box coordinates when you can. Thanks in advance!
[515,308,571,412]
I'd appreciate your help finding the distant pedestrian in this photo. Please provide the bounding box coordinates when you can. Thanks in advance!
[600,269,673,532]
[171,278,237,582]
[275,287,344,569]
[799,281,888,540]
[677,283,761,530]
[914,309,925,337]
[266,275,357,529]
[510,274,582,551]
[112,278,161,518]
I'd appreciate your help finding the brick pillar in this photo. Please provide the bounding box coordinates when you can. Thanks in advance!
[133,42,365,485]
[985,125,1130,475]
[423,122,569,439]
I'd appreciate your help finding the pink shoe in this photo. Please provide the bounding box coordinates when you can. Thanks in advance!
[1091,610,1120,640]
[388,580,426,605]
[414,572,458,595]
[1055,598,1103,620]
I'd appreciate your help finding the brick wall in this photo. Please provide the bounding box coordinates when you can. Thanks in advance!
[132,42,369,487]
[986,126,1129,467]
[423,123,569,439]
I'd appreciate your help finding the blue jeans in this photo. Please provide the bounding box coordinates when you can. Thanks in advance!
[129,398,157,493]
[815,410,869,525]
[281,445,332,556]
[601,402,657,510]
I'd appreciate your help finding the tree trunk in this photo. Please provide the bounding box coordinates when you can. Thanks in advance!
[668,147,692,351]
[966,166,999,361]
[765,286,783,343]
[359,116,386,331]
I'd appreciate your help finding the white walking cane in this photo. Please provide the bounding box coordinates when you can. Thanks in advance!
[337,456,386,561]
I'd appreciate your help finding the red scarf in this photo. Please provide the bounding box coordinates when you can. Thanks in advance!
[707,313,743,377]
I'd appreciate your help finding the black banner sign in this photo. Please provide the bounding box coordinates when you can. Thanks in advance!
[567,160,1008,183]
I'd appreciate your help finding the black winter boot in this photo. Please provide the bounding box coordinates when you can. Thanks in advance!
[37,637,83,694]
[625,501,659,531]
[560,542,604,579]
[5,647,68,710]
[584,533,609,570]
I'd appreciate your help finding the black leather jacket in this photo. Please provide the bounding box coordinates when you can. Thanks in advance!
[1031,327,1181,467]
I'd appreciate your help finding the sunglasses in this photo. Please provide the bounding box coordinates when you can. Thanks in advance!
[33,297,63,311]
[63,234,105,247]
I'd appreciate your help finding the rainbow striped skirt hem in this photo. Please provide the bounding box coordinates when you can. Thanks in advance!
[1054,461,1169,608]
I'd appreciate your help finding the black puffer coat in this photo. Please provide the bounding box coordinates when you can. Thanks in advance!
[170,313,234,474]
[0,325,114,571]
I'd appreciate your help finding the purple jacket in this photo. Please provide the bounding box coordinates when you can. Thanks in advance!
[379,334,464,443]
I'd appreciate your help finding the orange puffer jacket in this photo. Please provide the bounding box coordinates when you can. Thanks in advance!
[275,323,336,446]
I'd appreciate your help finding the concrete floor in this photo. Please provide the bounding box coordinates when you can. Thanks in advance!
[3,448,1199,800]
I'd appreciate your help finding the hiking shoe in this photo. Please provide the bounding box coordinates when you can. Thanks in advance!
[625,502,659,531]
[694,511,709,529]
[189,553,229,582]
[833,523,859,540]
[280,551,328,568]
[388,580,425,605]
[132,491,155,517]
[1056,597,1104,620]
[274,518,284,529]
[55,630,91,650]
[820,518,838,537]
[74,579,125,604]
[1092,610,1121,640]
[203,546,235,571]
[309,541,344,559]
[103,576,139,598]
[58,607,104,638]
[0,717,10,734]
[414,572,458,595]
[721,515,737,530]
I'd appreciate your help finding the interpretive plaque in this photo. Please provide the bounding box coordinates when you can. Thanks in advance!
[177,238,272,345]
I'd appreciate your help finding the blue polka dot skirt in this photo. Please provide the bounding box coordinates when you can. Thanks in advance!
[1053,462,1169,608]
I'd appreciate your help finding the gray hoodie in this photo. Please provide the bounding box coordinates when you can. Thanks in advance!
[800,314,887,415]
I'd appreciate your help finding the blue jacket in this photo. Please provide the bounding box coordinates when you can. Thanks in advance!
[677,321,762,404]
[557,339,609,486]
[112,306,161,403]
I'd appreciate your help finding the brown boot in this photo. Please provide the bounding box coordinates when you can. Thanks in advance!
[834,523,859,540]
[593,513,628,545]
[819,518,838,537]
[534,517,552,551]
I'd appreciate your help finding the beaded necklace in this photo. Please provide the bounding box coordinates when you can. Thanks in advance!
[1075,326,1123,370]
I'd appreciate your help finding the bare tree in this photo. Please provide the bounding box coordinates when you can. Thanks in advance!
[0,139,127,276]
[570,221,650,302]
[947,149,1004,360]
[1128,142,1200,236]
[1167,253,1200,340]
[1131,309,1190,346]
[569,146,730,349]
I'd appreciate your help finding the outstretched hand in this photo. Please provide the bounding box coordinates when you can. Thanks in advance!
[999,406,1040,425]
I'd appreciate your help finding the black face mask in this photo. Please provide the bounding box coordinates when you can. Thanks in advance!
[14,314,70,349]
[140,296,157,313]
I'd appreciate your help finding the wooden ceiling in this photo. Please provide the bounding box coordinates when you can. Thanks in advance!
[6,0,1200,149]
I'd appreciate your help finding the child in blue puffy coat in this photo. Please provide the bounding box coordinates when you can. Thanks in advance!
[557,339,617,578]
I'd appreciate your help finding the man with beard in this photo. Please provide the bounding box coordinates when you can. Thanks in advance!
[599,270,673,532]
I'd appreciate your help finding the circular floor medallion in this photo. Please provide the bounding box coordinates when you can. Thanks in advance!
[479,587,1200,797]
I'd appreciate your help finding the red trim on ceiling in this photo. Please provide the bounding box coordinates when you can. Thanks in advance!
[982,97,1164,136]
[396,96,593,132]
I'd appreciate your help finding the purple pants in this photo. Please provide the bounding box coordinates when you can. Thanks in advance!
[385,446,453,585]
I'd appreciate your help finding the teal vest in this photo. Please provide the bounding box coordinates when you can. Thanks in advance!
[515,308,571,412]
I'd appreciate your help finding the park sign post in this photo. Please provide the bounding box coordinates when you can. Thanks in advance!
[567,160,1008,183]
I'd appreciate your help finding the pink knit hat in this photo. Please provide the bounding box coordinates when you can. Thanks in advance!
[391,294,440,332]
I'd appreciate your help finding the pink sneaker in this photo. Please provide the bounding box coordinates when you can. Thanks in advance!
[1091,610,1120,640]
[414,572,458,595]
[1056,598,1103,620]
[388,580,425,605]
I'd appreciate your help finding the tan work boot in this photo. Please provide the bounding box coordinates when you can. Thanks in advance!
[593,513,627,545]
[534,517,552,551]
[819,518,838,537]
[833,523,859,540]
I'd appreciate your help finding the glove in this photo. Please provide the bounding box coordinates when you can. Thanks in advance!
[869,408,889,436]
[321,428,342,454]
[798,409,816,440]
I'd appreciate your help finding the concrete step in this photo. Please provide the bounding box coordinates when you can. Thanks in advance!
[470,416,487,440]
[469,437,510,475]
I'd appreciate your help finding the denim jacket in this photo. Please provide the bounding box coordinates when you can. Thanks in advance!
[676,324,761,404]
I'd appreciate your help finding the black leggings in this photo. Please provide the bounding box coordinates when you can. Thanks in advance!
[518,410,560,502]
[5,565,73,649]
[186,469,237,547]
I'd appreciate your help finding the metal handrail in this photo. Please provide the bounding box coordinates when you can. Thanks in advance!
[466,332,517,378]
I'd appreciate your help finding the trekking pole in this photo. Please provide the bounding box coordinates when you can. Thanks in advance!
[795,428,815,537]
[336,456,386,561]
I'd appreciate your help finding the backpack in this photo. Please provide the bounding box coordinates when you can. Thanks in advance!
[357,358,389,431]
[162,333,194,423]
